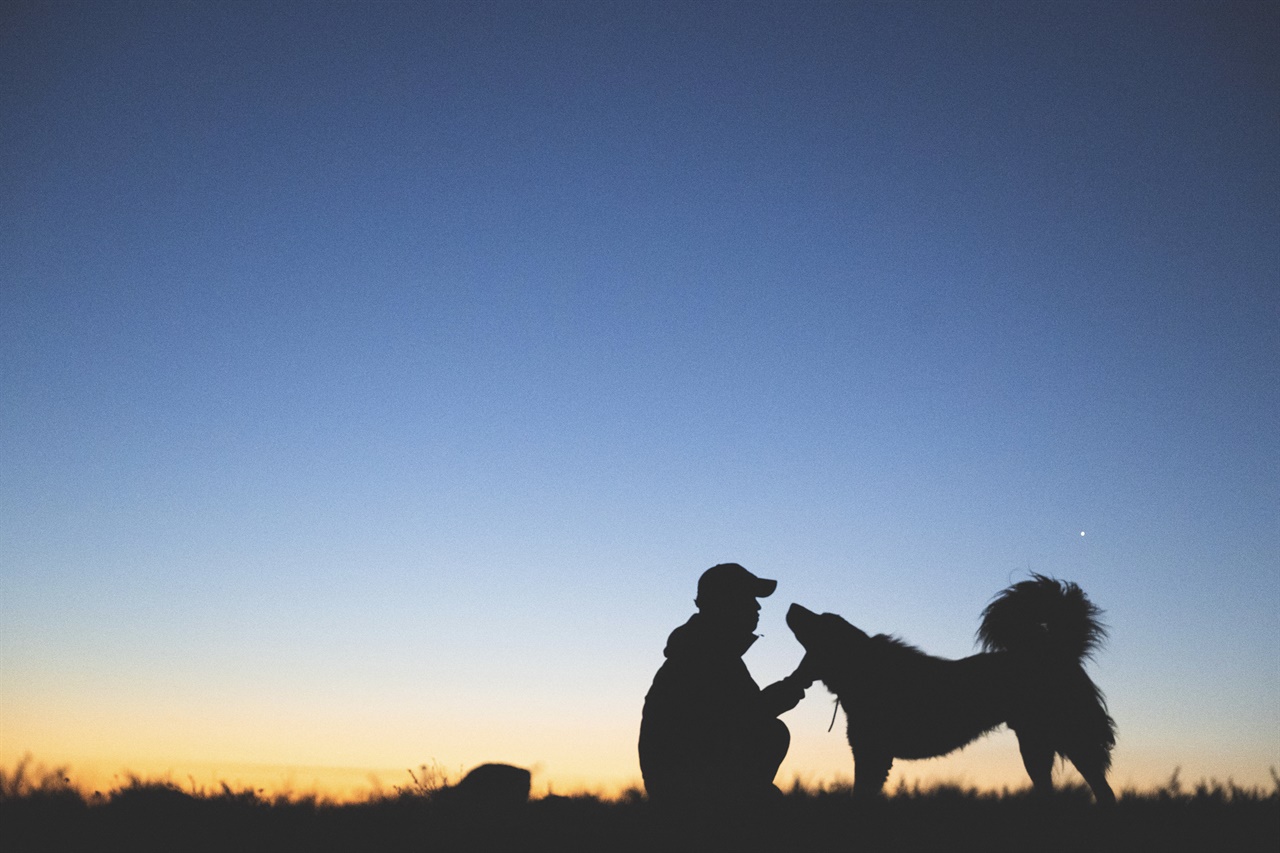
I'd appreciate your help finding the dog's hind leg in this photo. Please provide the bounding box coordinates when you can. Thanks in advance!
[1067,751,1116,807]
[853,752,893,799]
[1015,731,1055,796]
[1081,767,1115,807]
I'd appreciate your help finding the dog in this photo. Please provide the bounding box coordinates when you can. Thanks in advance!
[787,575,1116,804]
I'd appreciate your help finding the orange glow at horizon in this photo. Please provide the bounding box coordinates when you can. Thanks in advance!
[7,713,1273,804]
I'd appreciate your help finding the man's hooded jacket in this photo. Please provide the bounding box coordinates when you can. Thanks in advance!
[639,612,799,803]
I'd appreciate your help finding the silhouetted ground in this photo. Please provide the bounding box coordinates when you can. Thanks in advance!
[3,762,1277,852]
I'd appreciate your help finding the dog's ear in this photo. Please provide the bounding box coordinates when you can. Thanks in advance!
[840,618,870,641]
[821,612,863,632]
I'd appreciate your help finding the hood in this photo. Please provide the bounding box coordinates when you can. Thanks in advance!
[663,612,758,660]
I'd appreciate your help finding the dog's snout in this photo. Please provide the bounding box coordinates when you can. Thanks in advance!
[787,603,814,629]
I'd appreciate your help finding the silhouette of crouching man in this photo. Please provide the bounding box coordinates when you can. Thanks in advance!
[639,564,812,808]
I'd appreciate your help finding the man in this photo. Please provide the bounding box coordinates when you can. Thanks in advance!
[639,563,811,806]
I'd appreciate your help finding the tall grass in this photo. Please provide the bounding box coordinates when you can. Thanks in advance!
[2,755,1277,852]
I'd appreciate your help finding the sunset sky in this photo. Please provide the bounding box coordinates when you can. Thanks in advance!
[2,1,1277,799]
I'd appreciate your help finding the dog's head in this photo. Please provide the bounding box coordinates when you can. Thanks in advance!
[787,603,871,682]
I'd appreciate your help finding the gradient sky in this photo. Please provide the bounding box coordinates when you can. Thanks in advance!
[2,0,1277,798]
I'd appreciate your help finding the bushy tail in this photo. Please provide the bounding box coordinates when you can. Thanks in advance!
[978,574,1107,661]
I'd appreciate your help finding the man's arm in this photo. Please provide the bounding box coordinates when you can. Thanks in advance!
[759,669,812,717]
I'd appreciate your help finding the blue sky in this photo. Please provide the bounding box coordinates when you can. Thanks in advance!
[2,0,1277,795]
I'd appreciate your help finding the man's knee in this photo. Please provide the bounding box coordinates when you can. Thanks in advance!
[762,718,790,774]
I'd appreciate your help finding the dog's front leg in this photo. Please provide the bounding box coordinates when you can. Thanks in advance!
[852,751,893,799]
[1015,732,1055,797]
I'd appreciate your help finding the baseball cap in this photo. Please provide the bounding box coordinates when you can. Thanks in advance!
[696,563,777,607]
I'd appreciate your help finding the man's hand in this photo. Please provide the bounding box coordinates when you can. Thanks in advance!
[788,658,816,691]
[761,674,807,716]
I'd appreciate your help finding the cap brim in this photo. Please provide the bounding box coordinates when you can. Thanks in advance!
[754,577,778,598]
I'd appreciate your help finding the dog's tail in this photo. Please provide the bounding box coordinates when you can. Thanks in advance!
[977,574,1107,661]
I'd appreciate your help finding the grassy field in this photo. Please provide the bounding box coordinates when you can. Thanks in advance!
[3,759,1276,852]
